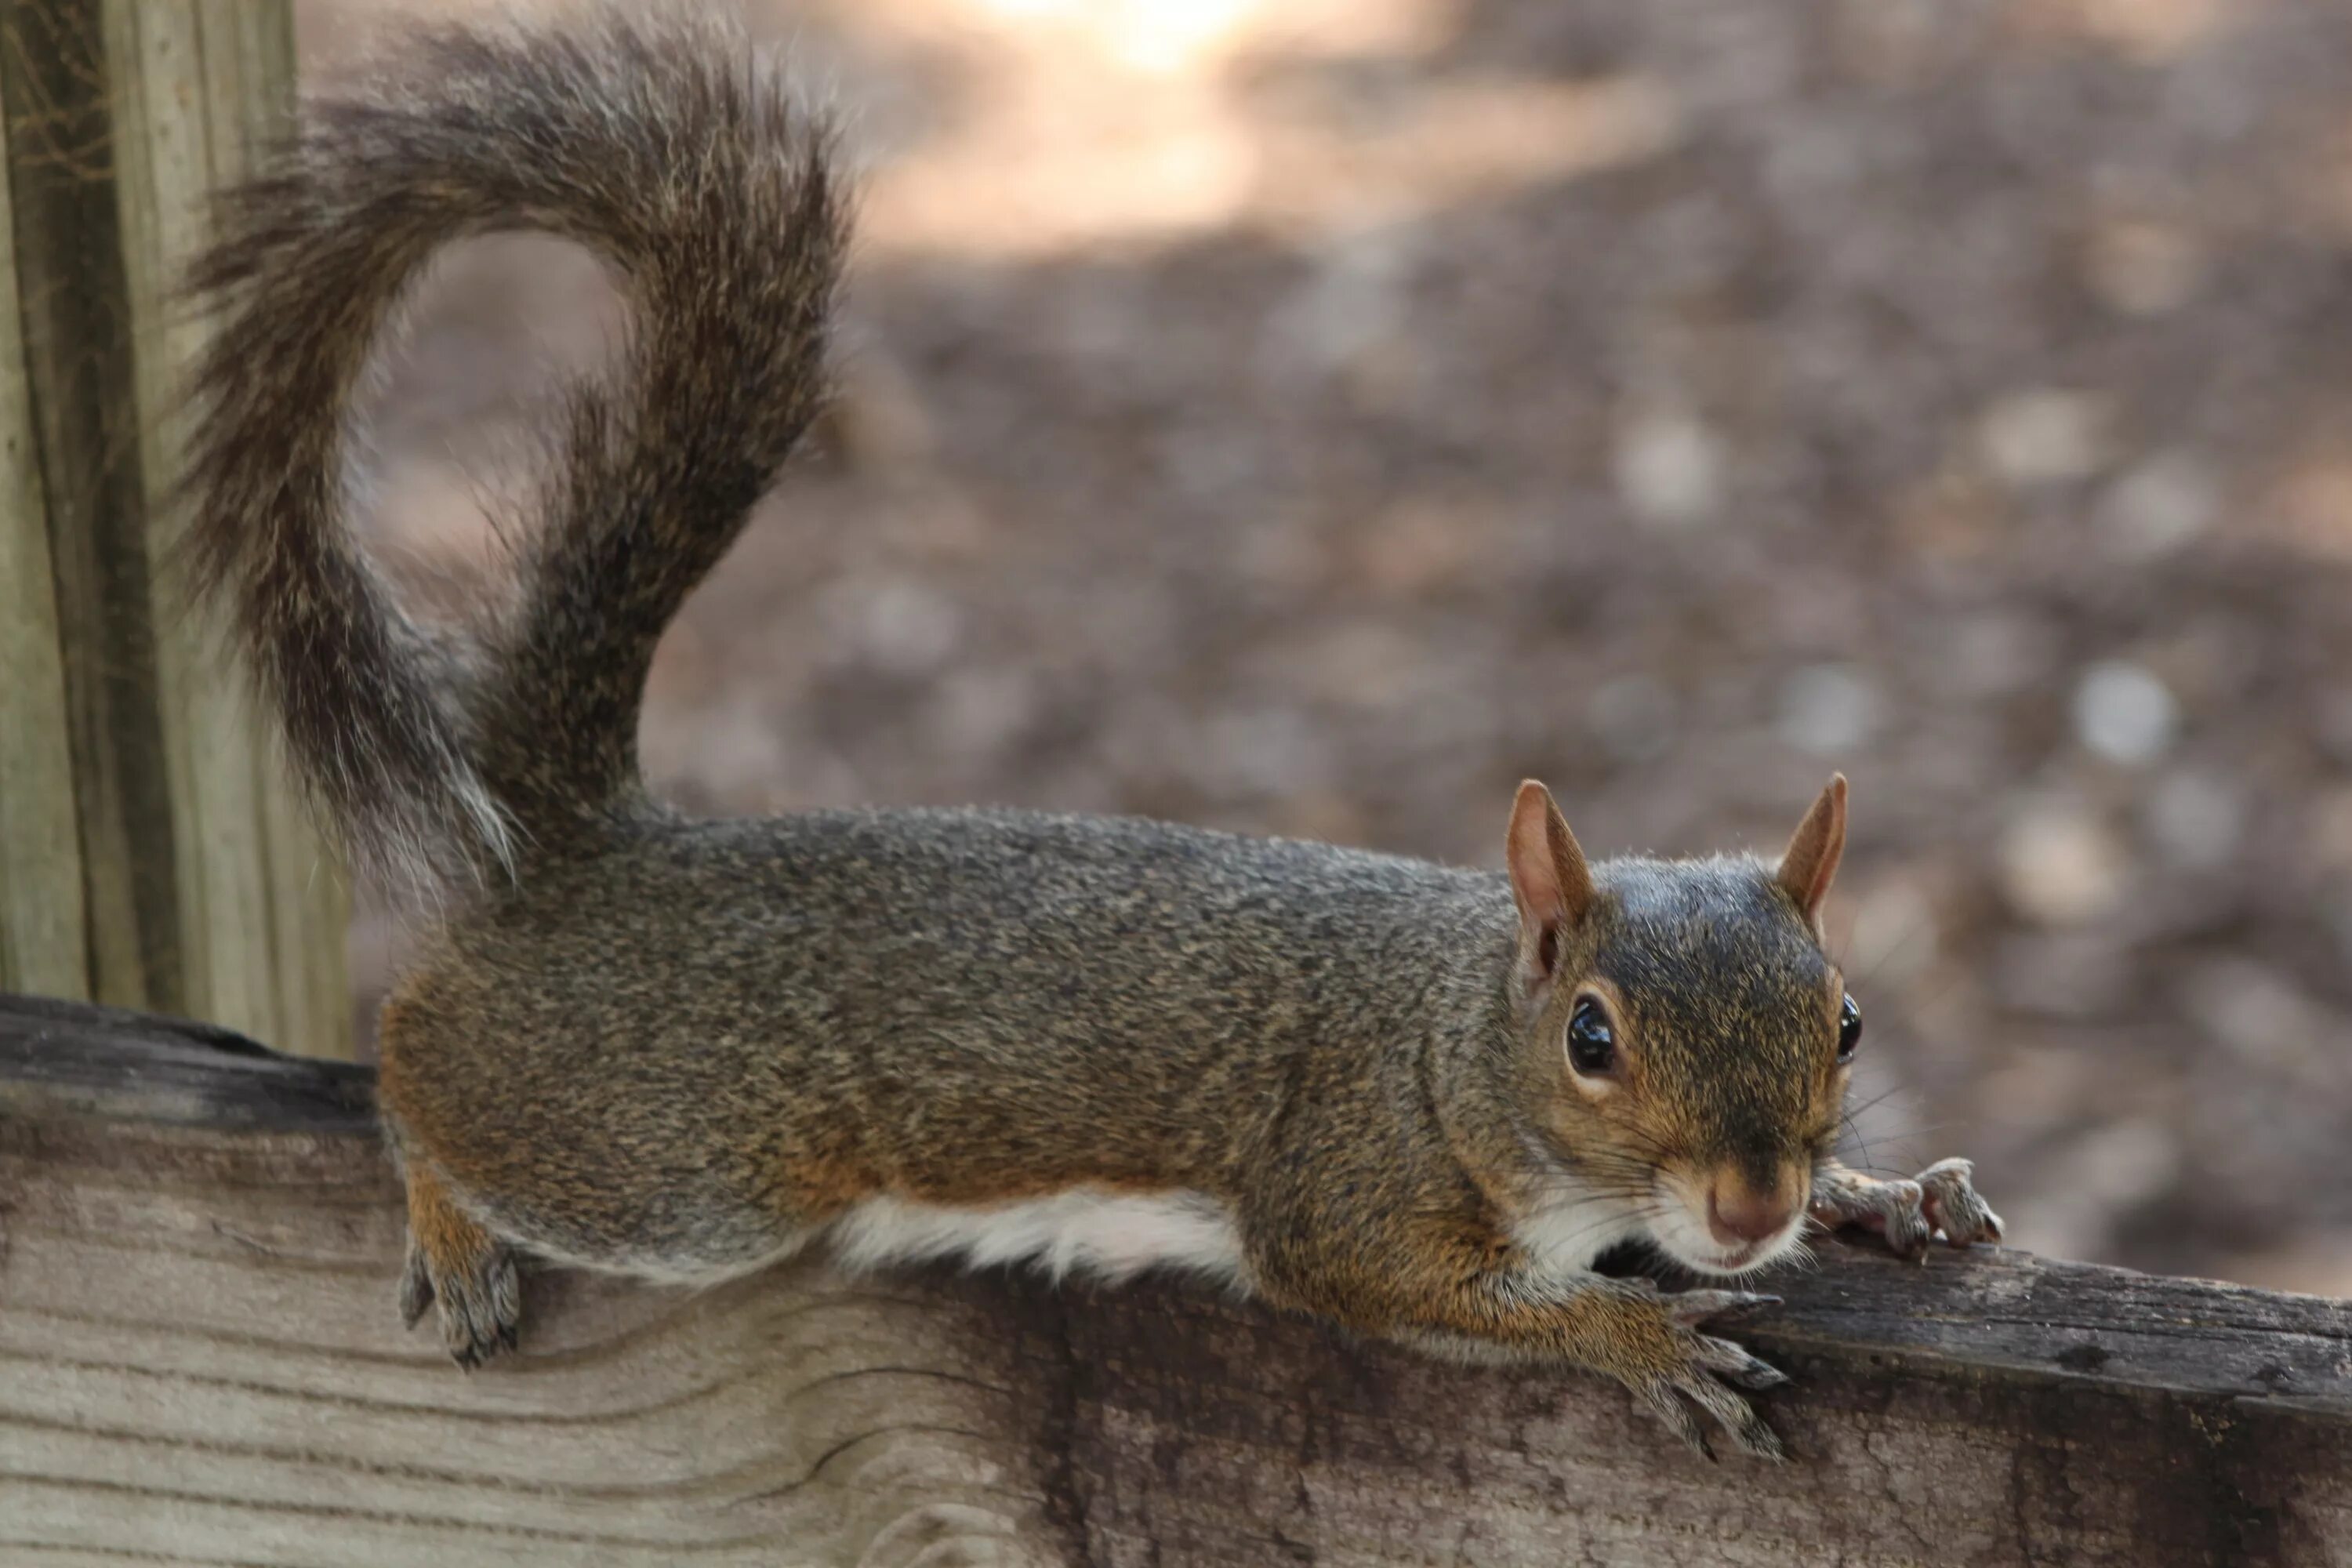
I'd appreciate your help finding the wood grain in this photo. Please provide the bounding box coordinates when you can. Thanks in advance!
[0,0,347,1049]
[100,0,349,1054]
[0,62,85,998]
[2,994,2348,1566]
[0,0,182,1011]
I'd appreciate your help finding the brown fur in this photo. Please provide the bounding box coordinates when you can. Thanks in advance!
[183,6,1997,1456]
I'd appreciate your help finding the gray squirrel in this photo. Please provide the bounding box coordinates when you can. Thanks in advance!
[183,6,1999,1461]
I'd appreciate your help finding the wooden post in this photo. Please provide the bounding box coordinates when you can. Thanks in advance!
[2,996,2347,1567]
[0,0,348,1052]
[0,102,81,1001]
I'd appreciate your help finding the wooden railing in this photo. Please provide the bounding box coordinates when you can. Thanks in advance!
[3,993,2346,1566]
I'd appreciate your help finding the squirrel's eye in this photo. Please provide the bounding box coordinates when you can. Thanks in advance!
[1566,997,1617,1076]
[1837,993,1862,1065]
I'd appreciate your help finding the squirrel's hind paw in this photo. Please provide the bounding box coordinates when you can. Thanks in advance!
[1810,1158,2002,1260]
[401,1229,520,1368]
[400,1168,522,1368]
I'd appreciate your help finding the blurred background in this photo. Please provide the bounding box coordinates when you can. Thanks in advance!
[302,0,2352,1294]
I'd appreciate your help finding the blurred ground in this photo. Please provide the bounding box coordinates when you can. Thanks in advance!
[300,0,2352,1292]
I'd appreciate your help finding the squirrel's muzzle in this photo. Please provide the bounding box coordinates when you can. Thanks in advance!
[1703,1166,1804,1249]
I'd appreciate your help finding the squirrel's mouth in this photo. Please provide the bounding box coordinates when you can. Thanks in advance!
[1667,1225,1802,1278]
[1649,1167,1809,1277]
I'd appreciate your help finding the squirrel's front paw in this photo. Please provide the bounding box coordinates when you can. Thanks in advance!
[1811,1157,2002,1261]
[1613,1289,1789,1463]
[399,1167,521,1368]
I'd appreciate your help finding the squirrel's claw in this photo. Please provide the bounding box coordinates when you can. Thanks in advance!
[408,1238,520,1370]
[1635,1377,1717,1460]
[397,1242,435,1329]
[1915,1157,2004,1248]
[399,1169,523,1368]
[1639,1360,1788,1463]
[1664,1289,1780,1328]
[1811,1158,1999,1258]
[1711,1389,1788,1462]
[1809,1174,1929,1258]
[1692,1333,1791,1391]
[1625,1294,1790,1462]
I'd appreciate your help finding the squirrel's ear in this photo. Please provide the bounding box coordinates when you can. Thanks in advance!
[1507,779,1595,991]
[1776,773,1848,931]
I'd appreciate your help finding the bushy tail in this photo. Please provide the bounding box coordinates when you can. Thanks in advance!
[183,6,845,898]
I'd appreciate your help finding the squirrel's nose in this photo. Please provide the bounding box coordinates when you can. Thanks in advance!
[1705,1171,1800,1247]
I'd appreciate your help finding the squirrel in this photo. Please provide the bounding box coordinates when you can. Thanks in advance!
[182,5,2001,1461]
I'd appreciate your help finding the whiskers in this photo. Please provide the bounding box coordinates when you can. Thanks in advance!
[1830,913,1996,1177]
[1766,1229,1821,1277]
[1834,1077,1973,1177]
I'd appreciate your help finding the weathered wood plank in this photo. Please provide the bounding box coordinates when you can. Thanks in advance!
[2,995,2347,1566]
[0,71,85,997]
[0,0,347,1050]
[0,0,182,1011]
[100,0,348,1054]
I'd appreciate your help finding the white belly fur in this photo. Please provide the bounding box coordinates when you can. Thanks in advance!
[828,1188,1250,1290]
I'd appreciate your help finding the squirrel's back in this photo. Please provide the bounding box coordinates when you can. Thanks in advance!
[377,804,1509,1271]
[183,6,845,898]
[402,804,1505,1117]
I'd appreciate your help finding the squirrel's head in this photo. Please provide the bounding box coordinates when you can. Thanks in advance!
[1504,775,1855,1279]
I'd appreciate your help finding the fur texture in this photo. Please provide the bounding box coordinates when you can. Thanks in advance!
[184,6,1999,1455]
[830,1190,1248,1287]
[183,5,843,895]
